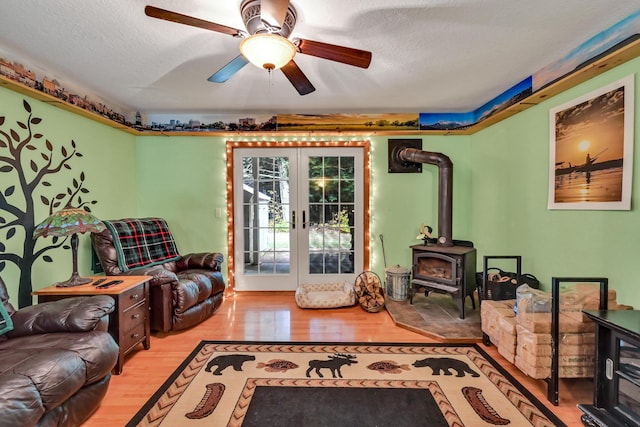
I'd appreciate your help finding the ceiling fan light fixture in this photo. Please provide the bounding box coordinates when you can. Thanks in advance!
[240,33,296,71]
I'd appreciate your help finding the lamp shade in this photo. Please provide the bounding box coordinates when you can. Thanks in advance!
[34,206,105,287]
[34,207,105,238]
[240,33,296,70]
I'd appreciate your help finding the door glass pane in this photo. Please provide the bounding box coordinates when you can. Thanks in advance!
[340,157,354,180]
[242,156,290,275]
[308,156,355,274]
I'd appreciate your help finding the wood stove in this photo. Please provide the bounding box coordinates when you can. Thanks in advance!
[409,244,476,319]
[391,146,478,319]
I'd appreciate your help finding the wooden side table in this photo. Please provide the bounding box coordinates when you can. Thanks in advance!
[33,275,151,374]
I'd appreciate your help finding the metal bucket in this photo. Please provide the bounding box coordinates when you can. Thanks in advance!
[385,265,411,301]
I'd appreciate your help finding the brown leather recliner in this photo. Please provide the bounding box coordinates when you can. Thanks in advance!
[91,221,225,332]
[0,276,118,427]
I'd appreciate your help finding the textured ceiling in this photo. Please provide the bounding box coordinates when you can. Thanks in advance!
[0,0,639,117]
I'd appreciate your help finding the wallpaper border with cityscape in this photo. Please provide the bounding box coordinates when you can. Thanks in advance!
[1,10,638,133]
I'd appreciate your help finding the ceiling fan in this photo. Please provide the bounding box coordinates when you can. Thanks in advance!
[145,0,372,96]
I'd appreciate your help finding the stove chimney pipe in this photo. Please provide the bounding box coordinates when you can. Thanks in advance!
[396,147,453,246]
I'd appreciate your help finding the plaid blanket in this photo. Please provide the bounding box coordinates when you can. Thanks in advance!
[103,218,181,272]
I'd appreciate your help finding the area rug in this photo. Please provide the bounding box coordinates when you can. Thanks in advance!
[126,341,565,427]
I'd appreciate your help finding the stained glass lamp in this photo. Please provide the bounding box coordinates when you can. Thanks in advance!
[34,206,105,287]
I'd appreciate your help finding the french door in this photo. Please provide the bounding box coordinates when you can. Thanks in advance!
[233,147,364,291]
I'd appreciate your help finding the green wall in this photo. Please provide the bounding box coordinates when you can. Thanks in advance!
[134,135,473,284]
[0,86,137,302]
[1,54,639,308]
[135,136,228,256]
[471,56,640,307]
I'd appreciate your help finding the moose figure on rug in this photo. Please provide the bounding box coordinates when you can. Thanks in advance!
[412,357,480,377]
[306,353,358,378]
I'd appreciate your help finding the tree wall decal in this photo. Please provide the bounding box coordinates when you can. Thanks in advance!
[0,99,97,307]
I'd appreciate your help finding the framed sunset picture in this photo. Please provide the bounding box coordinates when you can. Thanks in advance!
[548,75,634,210]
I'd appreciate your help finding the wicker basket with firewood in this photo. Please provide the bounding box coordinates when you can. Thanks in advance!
[354,271,385,313]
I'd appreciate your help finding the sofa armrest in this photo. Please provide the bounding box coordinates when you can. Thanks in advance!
[7,295,115,338]
[176,253,224,272]
[119,266,179,286]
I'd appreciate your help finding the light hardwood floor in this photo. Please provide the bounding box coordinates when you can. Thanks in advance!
[84,291,590,426]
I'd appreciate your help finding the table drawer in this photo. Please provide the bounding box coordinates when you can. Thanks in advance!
[121,301,147,332]
[120,321,146,353]
[120,285,146,311]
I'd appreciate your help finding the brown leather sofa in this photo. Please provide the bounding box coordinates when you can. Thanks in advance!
[91,222,225,332]
[0,276,118,426]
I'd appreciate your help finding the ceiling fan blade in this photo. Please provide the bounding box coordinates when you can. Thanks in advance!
[260,0,290,29]
[280,60,315,96]
[145,5,243,37]
[208,55,250,83]
[295,38,372,69]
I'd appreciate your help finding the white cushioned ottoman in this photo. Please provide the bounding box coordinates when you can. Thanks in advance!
[295,282,357,309]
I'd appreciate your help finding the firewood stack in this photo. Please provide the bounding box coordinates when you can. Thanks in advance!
[481,284,630,380]
[354,271,385,313]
